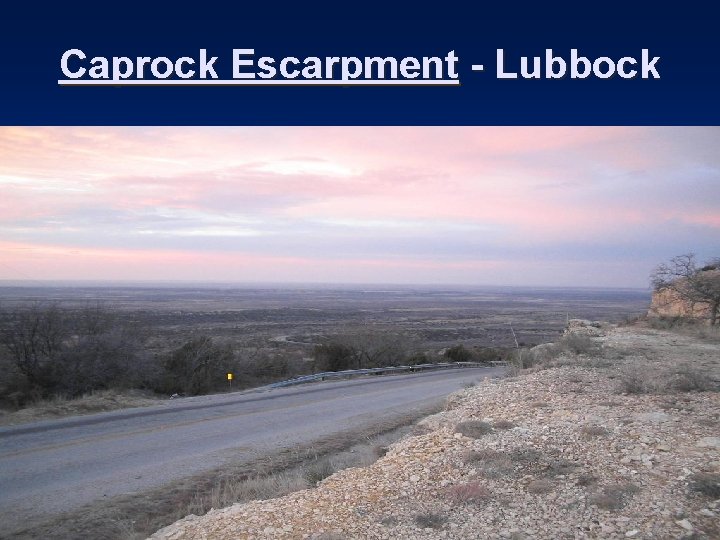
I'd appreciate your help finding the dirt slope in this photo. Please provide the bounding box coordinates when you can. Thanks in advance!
[151,324,720,539]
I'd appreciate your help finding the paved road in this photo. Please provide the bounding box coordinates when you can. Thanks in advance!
[0,367,502,534]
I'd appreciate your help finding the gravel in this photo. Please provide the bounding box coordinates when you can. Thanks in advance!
[151,324,720,539]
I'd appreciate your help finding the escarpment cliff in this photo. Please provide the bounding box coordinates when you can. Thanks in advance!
[648,268,720,324]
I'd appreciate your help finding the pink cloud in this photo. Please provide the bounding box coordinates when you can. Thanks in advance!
[0,127,718,285]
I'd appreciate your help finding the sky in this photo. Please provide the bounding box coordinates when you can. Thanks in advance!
[0,126,717,287]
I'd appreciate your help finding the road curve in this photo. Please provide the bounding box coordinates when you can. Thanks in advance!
[0,367,503,534]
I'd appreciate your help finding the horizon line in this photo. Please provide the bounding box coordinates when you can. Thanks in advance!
[0,279,651,291]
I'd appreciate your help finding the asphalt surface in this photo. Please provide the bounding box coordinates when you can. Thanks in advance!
[0,367,503,534]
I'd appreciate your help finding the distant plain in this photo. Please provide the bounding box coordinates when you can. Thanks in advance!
[0,283,650,353]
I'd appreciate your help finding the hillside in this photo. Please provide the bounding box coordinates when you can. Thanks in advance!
[151,323,720,539]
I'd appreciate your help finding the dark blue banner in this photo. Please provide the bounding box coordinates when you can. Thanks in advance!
[2,6,718,125]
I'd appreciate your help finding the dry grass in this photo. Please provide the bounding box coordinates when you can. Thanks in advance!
[616,363,715,395]
[509,448,544,465]
[413,512,446,529]
[526,479,554,494]
[187,421,420,517]
[464,449,514,478]
[517,333,602,370]
[455,420,493,438]
[303,458,335,485]
[559,334,598,355]
[576,473,598,487]
[688,473,720,498]
[445,481,492,504]
[666,364,715,392]
[589,483,640,510]
[0,389,163,426]
[580,425,609,437]
[648,318,720,343]
[543,458,577,477]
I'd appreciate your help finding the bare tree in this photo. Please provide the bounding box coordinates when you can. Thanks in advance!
[0,302,66,387]
[1,302,151,398]
[161,336,235,395]
[651,254,720,325]
[312,327,412,372]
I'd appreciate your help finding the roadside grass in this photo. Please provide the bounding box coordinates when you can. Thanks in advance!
[186,422,418,518]
[7,406,440,540]
[0,389,163,426]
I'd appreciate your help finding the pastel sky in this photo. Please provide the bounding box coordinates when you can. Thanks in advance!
[0,127,717,287]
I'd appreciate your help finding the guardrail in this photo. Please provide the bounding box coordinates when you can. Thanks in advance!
[268,361,506,389]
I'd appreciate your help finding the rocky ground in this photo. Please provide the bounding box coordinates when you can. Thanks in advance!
[150,323,720,539]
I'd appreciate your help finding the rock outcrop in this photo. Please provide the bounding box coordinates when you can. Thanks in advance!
[648,285,714,321]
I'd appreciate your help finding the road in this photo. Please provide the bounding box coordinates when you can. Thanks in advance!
[0,367,503,535]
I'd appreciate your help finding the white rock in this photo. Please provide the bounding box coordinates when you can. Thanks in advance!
[635,412,671,423]
[625,530,639,537]
[696,437,720,448]
[675,519,693,531]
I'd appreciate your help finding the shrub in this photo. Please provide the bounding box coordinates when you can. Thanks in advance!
[667,365,713,392]
[576,473,598,487]
[464,449,514,478]
[464,448,504,464]
[405,352,429,366]
[493,420,515,429]
[589,483,640,510]
[312,342,356,372]
[159,336,235,395]
[520,343,561,368]
[616,366,652,394]
[647,316,687,330]
[526,479,553,493]
[0,302,152,401]
[544,458,577,476]
[414,512,446,529]
[509,448,544,465]
[303,458,335,485]
[558,334,597,355]
[444,344,473,362]
[688,473,720,498]
[580,425,609,437]
[616,363,714,395]
[445,481,492,504]
[455,420,492,438]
